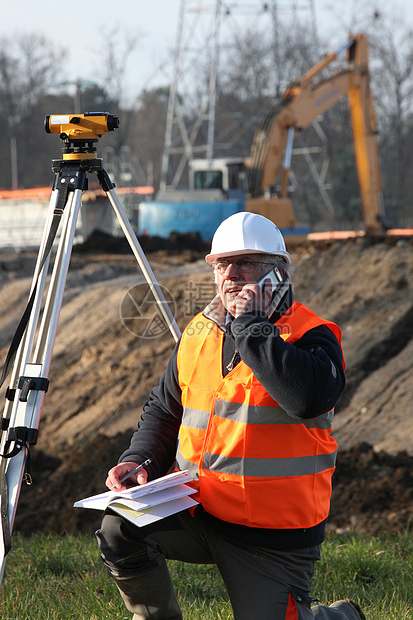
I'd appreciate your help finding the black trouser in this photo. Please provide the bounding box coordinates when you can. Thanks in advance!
[96,508,358,620]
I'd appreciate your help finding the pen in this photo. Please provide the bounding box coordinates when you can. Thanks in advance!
[110,458,152,489]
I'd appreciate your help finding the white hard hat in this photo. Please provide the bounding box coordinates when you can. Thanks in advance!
[205,212,291,265]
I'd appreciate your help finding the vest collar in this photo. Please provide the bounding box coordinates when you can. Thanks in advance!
[202,294,227,331]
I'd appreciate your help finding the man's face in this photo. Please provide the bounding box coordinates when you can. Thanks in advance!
[213,254,272,316]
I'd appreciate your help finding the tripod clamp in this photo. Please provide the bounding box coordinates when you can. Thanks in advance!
[5,376,49,405]
[1,426,38,483]
[1,374,49,487]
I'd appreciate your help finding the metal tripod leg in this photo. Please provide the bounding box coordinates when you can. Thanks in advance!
[103,182,181,342]
[0,184,83,582]
[0,191,58,431]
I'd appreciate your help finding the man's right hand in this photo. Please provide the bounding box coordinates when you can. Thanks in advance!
[106,461,148,491]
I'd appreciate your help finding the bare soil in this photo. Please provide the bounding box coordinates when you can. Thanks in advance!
[1,231,412,538]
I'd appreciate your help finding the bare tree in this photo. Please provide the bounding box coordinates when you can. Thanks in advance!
[367,11,413,223]
[0,34,65,188]
[317,0,413,227]
[98,27,141,109]
[0,34,63,118]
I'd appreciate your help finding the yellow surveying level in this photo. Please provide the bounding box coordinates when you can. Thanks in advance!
[44,112,120,160]
[45,112,119,139]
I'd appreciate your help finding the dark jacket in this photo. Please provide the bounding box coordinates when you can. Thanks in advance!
[120,286,345,549]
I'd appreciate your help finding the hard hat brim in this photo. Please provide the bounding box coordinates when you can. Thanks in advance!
[205,248,291,265]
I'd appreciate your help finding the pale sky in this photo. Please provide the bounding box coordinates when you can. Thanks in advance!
[2,0,413,105]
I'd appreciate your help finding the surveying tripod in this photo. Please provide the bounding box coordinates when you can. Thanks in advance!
[0,112,181,584]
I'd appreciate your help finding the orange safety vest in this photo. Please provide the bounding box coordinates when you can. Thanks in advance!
[176,302,345,529]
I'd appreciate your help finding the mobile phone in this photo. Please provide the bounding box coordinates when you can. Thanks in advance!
[257,266,283,298]
[257,267,284,317]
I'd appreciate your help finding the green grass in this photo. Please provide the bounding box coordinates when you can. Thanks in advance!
[0,530,411,619]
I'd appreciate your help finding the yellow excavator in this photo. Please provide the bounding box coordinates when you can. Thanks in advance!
[245,33,386,235]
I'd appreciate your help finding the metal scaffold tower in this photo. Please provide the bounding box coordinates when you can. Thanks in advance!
[160,0,320,192]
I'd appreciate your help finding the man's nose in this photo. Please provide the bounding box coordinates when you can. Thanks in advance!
[224,262,240,277]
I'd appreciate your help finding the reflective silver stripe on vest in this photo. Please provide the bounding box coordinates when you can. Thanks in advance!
[182,402,334,430]
[202,450,337,477]
[215,400,334,428]
[181,408,210,430]
[176,451,200,480]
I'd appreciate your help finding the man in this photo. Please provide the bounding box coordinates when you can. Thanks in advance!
[97,212,366,620]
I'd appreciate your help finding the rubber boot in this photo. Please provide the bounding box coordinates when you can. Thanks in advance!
[312,599,366,620]
[329,600,366,620]
[112,562,183,620]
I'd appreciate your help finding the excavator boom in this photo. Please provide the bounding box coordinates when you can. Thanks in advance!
[247,34,386,235]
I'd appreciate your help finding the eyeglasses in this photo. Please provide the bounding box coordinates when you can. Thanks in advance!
[212,258,273,274]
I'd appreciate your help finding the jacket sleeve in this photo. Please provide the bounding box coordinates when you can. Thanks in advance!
[231,311,345,419]
[118,342,183,481]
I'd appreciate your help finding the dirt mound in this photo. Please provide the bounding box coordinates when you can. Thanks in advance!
[74,229,209,255]
[329,442,413,535]
[0,233,412,537]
